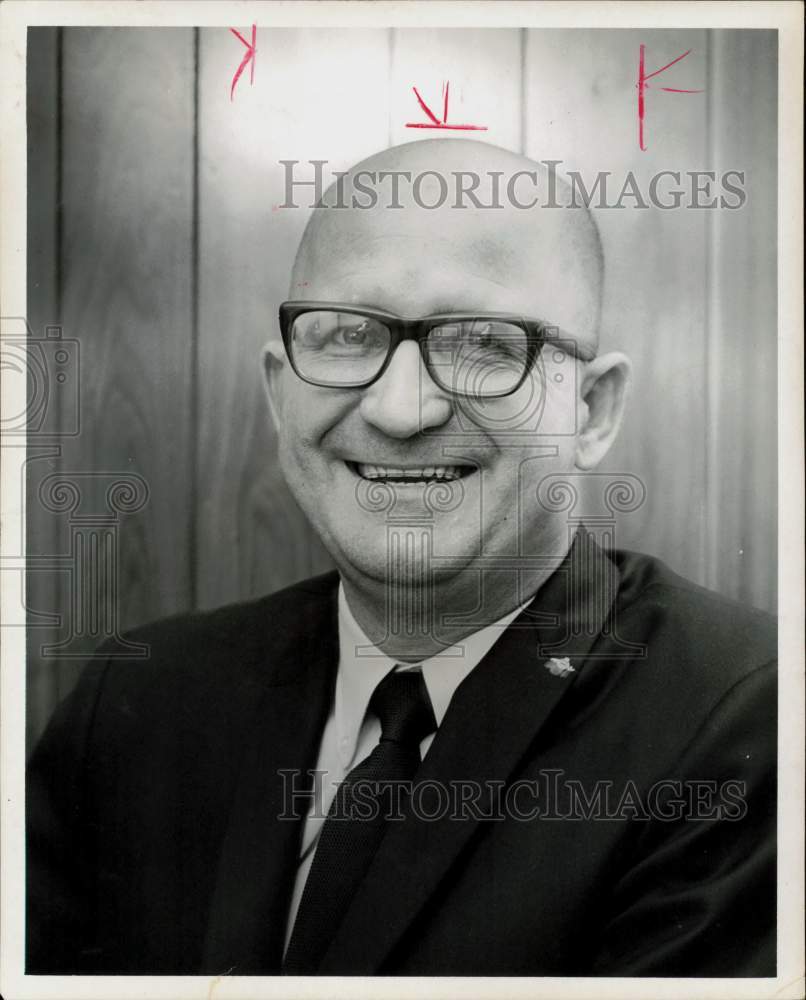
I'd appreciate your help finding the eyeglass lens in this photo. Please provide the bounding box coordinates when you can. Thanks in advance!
[289,310,530,396]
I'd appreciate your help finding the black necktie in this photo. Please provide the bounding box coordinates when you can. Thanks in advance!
[283,669,437,974]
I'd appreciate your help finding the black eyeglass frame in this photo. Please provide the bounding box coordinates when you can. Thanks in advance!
[279,301,592,398]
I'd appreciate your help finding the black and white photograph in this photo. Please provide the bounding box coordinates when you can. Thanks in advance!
[1,2,803,998]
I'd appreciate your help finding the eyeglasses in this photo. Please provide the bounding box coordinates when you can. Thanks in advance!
[279,302,591,399]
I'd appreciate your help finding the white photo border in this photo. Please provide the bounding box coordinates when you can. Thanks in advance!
[1,3,803,999]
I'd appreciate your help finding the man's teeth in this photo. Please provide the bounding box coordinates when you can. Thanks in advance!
[356,463,467,481]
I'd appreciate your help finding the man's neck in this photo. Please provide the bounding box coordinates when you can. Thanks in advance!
[340,529,577,662]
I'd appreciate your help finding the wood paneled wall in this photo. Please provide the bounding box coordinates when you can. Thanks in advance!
[26,27,778,747]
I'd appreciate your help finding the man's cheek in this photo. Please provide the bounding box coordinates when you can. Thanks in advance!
[456,386,546,435]
[276,432,310,488]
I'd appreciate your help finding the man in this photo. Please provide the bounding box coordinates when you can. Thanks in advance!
[27,139,776,977]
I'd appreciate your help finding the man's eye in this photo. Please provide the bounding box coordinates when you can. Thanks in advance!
[465,322,499,346]
[331,321,381,349]
[336,323,370,346]
[475,323,495,346]
[472,323,520,358]
[294,312,390,358]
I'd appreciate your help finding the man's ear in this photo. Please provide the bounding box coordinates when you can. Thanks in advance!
[575,352,632,470]
[262,340,287,430]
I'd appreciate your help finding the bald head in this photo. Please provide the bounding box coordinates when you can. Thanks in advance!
[290,139,603,355]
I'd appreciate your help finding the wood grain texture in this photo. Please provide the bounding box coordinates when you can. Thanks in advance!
[25,28,197,748]
[26,27,62,749]
[525,29,712,591]
[194,27,392,608]
[705,30,777,612]
[60,27,196,616]
[27,28,778,747]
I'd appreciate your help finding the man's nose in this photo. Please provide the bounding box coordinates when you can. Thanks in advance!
[359,341,452,438]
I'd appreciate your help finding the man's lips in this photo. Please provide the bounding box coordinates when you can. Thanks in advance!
[345,461,477,483]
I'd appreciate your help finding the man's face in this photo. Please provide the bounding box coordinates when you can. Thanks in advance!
[269,193,600,594]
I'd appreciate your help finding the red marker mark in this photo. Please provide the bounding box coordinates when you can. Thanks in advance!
[230,24,257,101]
[637,44,704,151]
[406,80,487,131]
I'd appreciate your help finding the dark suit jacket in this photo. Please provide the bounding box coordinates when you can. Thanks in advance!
[26,530,776,976]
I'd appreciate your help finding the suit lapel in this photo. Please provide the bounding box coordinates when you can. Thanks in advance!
[319,529,620,973]
[202,578,339,974]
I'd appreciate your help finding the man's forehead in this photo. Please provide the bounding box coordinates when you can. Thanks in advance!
[295,210,601,341]
[297,259,530,318]
[303,227,521,286]
[290,139,603,346]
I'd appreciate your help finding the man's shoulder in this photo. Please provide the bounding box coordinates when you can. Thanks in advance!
[611,544,776,672]
[566,544,778,776]
[124,569,339,646]
[82,569,340,703]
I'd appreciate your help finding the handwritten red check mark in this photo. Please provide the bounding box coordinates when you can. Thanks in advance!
[637,44,704,151]
[230,25,257,101]
[406,81,488,131]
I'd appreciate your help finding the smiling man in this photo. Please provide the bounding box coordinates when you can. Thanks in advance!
[27,139,776,978]
[265,140,618,664]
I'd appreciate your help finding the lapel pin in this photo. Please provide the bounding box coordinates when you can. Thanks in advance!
[545,656,575,678]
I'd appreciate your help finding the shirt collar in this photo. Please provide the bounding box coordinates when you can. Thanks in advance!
[335,585,529,770]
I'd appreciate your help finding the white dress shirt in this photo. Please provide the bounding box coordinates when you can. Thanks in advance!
[283,584,530,950]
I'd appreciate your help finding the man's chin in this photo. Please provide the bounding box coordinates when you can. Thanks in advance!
[327,530,480,589]
[334,545,433,588]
